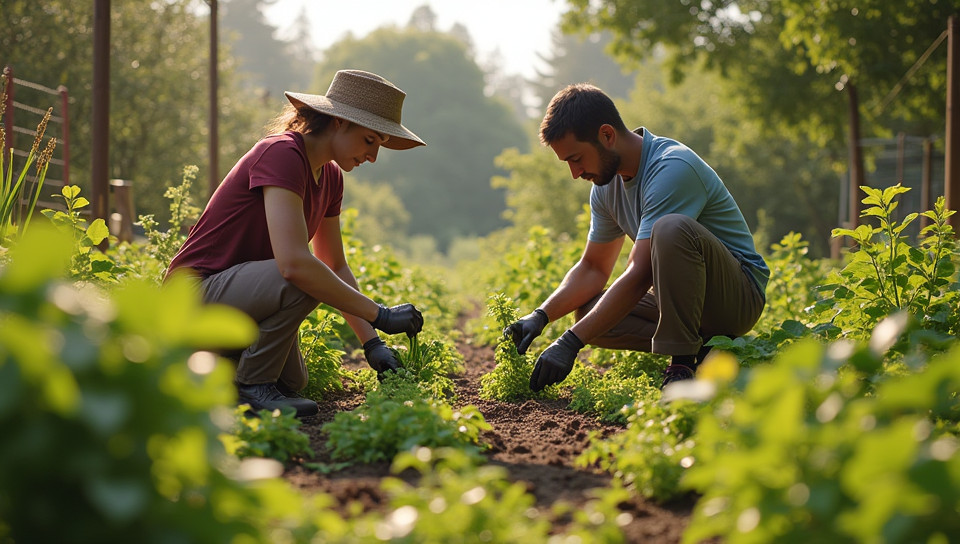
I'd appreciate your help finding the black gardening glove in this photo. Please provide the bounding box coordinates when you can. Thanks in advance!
[370,303,424,337]
[530,329,585,392]
[503,308,549,355]
[363,337,401,380]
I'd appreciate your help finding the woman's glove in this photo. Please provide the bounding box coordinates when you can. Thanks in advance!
[363,337,400,380]
[371,303,424,337]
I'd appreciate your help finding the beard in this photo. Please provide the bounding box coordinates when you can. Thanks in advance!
[589,144,621,187]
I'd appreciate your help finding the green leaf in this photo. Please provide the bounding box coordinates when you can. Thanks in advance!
[86,219,109,245]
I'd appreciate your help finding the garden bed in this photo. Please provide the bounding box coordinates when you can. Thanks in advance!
[285,326,695,542]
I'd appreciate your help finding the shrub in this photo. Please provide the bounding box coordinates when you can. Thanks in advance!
[0,225,304,543]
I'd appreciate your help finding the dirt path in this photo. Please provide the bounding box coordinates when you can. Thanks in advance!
[285,328,695,542]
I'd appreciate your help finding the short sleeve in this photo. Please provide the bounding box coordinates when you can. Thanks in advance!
[248,139,310,198]
[588,185,624,243]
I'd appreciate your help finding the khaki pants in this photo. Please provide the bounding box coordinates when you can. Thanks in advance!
[578,214,765,356]
[200,260,318,390]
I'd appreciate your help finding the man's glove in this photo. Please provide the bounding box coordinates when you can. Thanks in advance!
[530,329,585,392]
[504,308,549,355]
[371,303,424,337]
[363,337,400,380]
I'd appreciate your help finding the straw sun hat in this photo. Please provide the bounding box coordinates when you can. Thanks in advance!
[284,70,425,150]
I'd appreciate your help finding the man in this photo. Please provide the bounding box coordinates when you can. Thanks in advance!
[506,83,768,391]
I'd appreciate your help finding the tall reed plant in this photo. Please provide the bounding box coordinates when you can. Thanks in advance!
[0,74,57,244]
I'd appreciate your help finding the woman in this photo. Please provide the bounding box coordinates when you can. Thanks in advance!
[166,70,426,417]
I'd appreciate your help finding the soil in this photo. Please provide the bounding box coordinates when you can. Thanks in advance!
[284,316,696,543]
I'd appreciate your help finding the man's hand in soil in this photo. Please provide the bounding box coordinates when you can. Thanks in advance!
[504,308,549,355]
[363,337,400,380]
[530,329,584,391]
[371,303,424,337]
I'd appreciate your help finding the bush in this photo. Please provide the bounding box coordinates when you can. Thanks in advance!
[0,225,299,543]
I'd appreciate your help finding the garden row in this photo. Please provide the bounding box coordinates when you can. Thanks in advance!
[1,162,959,541]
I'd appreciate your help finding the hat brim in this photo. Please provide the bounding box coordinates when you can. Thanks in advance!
[284,91,425,150]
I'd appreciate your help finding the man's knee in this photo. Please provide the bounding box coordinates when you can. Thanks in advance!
[651,214,696,242]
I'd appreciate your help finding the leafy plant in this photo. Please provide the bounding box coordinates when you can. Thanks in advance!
[566,353,661,423]
[0,224,307,543]
[389,333,462,399]
[577,395,698,501]
[134,165,202,282]
[817,185,959,339]
[41,185,118,282]
[224,405,314,464]
[479,293,559,402]
[322,381,490,465]
[0,75,57,243]
[298,310,349,401]
[682,333,960,543]
[363,447,552,541]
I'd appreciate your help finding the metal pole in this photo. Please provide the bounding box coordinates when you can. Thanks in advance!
[208,0,219,198]
[946,14,960,228]
[847,82,865,231]
[92,0,110,225]
[59,85,70,186]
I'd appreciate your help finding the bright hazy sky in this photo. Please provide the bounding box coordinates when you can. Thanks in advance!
[262,0,564,78]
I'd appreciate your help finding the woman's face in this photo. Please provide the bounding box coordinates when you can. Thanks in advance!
[331,120,389,172]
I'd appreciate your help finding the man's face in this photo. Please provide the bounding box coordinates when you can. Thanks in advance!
[548,131,620,186]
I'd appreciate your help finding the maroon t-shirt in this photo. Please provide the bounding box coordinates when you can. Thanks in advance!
[166,131,343,279]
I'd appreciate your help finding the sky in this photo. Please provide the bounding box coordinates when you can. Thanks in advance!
[261,0,565,79]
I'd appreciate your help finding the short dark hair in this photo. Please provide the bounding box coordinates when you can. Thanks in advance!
[539,83,628,145]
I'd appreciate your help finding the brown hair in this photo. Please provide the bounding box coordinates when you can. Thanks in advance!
[263,104,334,136]
[539,83,628,146]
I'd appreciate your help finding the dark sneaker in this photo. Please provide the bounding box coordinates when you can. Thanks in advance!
[660,364,696,389]
[237,382,318,418]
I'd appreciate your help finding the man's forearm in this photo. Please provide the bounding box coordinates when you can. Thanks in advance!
[540,260,610,322]
[570,266,650,344]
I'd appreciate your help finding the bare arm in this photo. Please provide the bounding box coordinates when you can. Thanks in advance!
[263,186,380,322]
[310,213,380,344]
[570,237,652,343]
[539,237,624,321]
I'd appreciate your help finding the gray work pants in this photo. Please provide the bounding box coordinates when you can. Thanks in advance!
[577,214,765,355]
[200,260,318,390]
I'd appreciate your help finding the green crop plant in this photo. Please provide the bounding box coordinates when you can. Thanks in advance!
[815,185,959,339]
[41,185,118,283]
[322,379,490,464]
[566,355,661,423]
[479,293,561,401]
[0,224,316,542]
[389,333,462,399]
[298,310,349,401]
[224,405,314,464]
[577,394,699,502]
[682,330,960,544]
[362,447,551,541]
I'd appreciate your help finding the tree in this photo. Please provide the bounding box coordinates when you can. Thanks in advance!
[530,29,634,110]
[313,20,527,250]
[2,1,266,224]
[220,0,312,98]
[561,0,956,142]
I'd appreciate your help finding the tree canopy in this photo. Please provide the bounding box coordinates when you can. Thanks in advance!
[313,22,527,249]
[2,0,267,222]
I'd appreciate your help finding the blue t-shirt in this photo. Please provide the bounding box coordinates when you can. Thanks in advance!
[588,127,769,292]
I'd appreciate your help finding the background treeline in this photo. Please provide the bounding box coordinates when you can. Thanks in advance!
[2,0,953,260]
